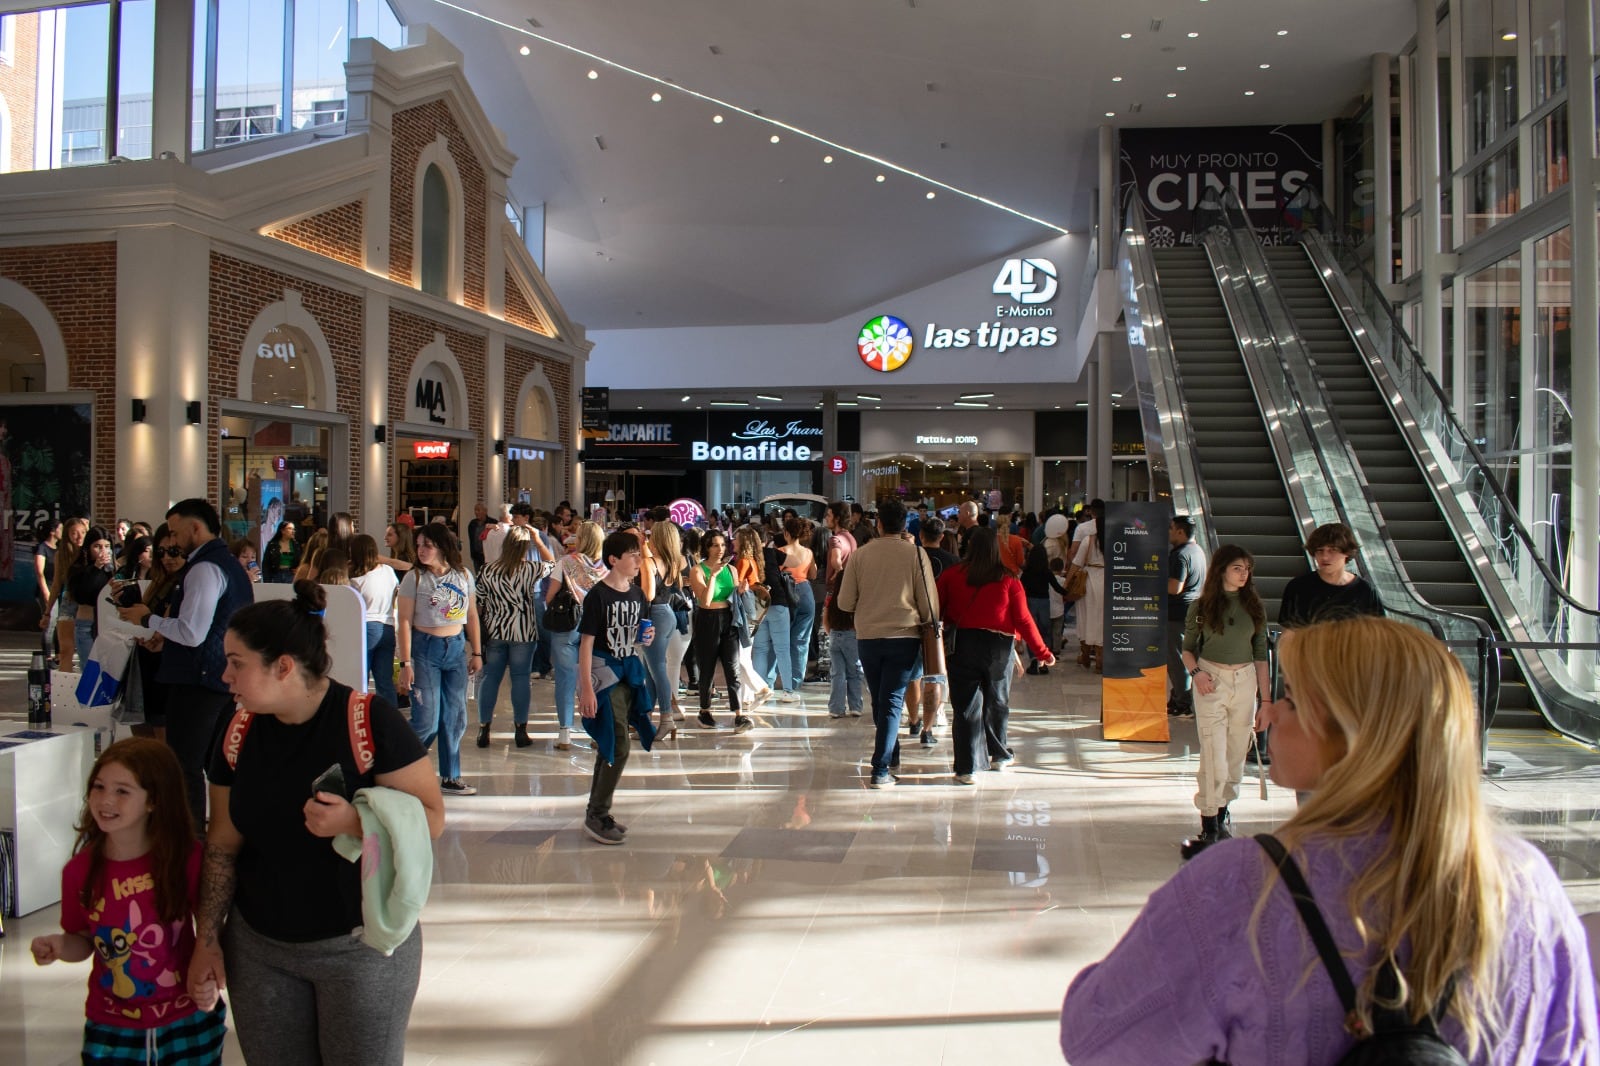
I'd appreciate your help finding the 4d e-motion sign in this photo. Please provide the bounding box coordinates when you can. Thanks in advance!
[1120,124,1322,247]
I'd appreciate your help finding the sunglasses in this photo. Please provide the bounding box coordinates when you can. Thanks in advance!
[160,547,185,558]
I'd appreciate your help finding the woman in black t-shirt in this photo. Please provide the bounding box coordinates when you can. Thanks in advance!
[189,581,442,1066]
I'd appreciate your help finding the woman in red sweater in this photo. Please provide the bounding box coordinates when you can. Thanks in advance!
[937,527,1054,784]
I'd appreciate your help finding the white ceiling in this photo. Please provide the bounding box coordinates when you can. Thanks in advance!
[607,382,1118,415]
[395,0,1418,331]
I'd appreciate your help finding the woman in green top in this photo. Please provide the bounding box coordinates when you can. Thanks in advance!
[1179,545,1270,860]
[263,520,300,584]
[687,531,743,728]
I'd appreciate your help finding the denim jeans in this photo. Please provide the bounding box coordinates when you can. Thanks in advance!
[478,638,535,725]
[74,617,94,670]
[788,583,815,685]
[365,621,397,708]
[1026,596,1050,664]
[410,630,468,780]
[549,627,582,730]
[641,603,677,718]
[828,628,864,715]
[857,637,922,774]
[753,604,794,691]
[531,585,552,675]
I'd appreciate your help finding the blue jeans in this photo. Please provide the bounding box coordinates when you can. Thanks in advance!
[478,638,535,725]
[549,627,582,730]
[789,583,815,684]
[1026,596,1050,664]
[753,604,794,690]
[74,618,94,670]
[641,603,677,718]
[531,585,552,675]
[828,628,864,715]
[410,630,468,780]
[365,621,397,707]
[857,637,922,774]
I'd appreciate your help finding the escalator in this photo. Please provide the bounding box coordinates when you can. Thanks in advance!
[1150,246,1306,618]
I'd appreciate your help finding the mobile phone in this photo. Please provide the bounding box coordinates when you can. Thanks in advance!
[311,762,347,799]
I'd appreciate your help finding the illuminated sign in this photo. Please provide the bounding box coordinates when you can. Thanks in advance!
[692,440,813,462]
[857,315,915,372]
[608,422,674,442]
[668,498,705,526]
[991,258,1058,308]
[256,340,298,363]
[506,447,547,461]
[915,434,979,447]
[412,441,451,459]
[828,456,848,475]
[731,419,821,442]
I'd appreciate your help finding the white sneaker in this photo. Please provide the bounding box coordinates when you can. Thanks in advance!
[555,727,572,751]
[776,690,800,703]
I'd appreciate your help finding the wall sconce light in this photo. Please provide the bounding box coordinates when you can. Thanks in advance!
[130,398,148,423]
[373,424,387,445]
[185,401,202,425]
[493,439,505,456]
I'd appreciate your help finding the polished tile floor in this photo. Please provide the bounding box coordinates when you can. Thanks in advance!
[2,636,1598,1065]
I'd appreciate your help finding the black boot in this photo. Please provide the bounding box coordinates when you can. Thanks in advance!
[1180,816,1219,861]
[514,723,532,748]
[1215,806,1232,840]
[476,723,491,748]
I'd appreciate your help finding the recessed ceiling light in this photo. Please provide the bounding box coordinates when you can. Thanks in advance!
[1244,90,1256,96]
[823,154,834,163]
[680,395,691,402]
[953,401,989,408]
[1105,111,1116,117]
[1076,401,1089,408]
[710,401,748,407]
[757,394,784,401]
[960,393,995,399]
[1500,29,1518,40]
[925,191,936,199]
[519,45,530,56]
[857,393,881,401]
[651,92,662,102]
[1112,76,1123,82]
[1120,32,1132,39]
[1186,31,1198,37]
[1167,91,1178,98]
[587,70,598,79]
[712,114,724,124]
[837,401,858,407]
[769,134,780,144]
[1259,63,1271,69]
[1111,393,1122,399]
[1276,29,1288,35]
[875,174,886,182]
[1176,65,1187,71]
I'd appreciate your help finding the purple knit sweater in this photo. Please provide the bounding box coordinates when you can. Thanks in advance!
[1060,832,1598,1065]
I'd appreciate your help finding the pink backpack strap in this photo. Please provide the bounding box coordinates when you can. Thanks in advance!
[347,691,376,774]
[221,710,254,770]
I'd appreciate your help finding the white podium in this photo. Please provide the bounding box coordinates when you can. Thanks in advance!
[0,727,95,916]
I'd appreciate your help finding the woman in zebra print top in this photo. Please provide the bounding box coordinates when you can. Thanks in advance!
[475,525,557,749]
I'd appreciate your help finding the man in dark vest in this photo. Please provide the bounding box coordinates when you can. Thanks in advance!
[118,498,253,828]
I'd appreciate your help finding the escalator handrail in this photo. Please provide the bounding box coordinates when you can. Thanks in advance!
[1117,191,1219,553]
[1290,189,1600,627]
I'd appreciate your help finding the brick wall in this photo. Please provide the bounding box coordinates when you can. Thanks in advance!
[503,272,551,336]
[388,100,488,311]
[0,242,116,520]
[505,344,572,503]
[208,253,365,528]
[388,307,486,509]
[0,13,41,174]
[266,201,366,269]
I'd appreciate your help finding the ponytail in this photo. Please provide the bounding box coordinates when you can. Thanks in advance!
[227,579,333,679]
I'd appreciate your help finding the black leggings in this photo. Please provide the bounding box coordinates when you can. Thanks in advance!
[692,608,741,712]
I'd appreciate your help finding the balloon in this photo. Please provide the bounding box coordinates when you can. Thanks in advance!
[1044,514,1069,538]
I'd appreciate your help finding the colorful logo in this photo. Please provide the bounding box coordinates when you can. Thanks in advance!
[857,315,914,372]
[668,498,706,527]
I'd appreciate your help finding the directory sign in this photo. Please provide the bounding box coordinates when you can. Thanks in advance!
[1101,501,1170,742]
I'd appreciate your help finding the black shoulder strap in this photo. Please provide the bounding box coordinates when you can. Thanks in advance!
[1255,834,1367,1036]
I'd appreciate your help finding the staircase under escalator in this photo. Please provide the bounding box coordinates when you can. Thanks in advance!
[1152,245,1304,619]
[1262,245,1534,721]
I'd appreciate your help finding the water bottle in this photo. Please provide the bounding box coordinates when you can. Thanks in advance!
[28,651,47,725]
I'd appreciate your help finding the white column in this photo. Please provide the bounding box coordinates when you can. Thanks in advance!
[1413,0,1445,379]
[1372,53,1393,286]
[484,332,506,507]
[362,294,390,529]
[1095,334,1114,497]
[149,0,194,161]
[1564,0,1599,646]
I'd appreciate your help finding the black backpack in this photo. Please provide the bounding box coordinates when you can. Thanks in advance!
[1254,835,1466,1066]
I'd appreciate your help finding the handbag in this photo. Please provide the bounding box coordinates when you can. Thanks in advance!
[914,543,946,677]
[544,584,581,632]
[1063,564,1088,601]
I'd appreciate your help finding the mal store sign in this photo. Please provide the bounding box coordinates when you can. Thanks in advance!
[858,258,1061,372]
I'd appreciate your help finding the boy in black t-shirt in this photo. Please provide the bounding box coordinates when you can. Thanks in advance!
[577,531,655,845]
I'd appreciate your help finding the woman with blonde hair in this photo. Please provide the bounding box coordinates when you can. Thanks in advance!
[49,517,89,668]
[644,520,690,739]
[1060,616,1598,1064]
[293,529,330,583]
[732,525,774,711]
[545,520,607,751]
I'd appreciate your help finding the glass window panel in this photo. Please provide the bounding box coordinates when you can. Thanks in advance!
[116,0,154,160]
[1465,143,1518,239]
[1530,0,1567,104]
[0,303,48,391]
[1462,0,1518,155]
[291,0,347,130]
[1463,252,1522,467]
[420,163,449,297]
[191,0,208,151]
[219,416,330,544]
[1437,10,1453,171]
[58,3,111,168]
[1533,103,1569,198]
[214,0,283,146]
[1531,228,1571,577]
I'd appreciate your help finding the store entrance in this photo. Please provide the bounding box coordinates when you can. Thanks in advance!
[220,415,331,544]
[397,436,461,526]
[860,452,1028,513]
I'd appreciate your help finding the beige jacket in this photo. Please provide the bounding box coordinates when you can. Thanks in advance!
[835,535,939,640]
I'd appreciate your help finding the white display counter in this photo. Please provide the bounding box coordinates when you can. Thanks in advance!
[0,727,94,917]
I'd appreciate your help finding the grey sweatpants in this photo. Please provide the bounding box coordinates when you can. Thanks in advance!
[223,910,422,1065]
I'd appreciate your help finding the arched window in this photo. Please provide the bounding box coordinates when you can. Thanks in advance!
[0,303,48,392]
[250,325,317,407]
[420,163,450,298]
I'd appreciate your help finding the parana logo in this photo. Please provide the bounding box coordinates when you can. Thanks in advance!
[857,315,915,372]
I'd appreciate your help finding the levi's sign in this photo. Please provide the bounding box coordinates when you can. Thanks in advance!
[413,441,451,459]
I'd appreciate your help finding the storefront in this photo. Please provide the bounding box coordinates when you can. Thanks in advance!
[394,345,474,527]
[581,411,852,514]
[860,410,1033,512]
[219,296,349,544]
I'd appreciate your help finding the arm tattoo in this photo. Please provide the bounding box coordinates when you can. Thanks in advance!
[196,843,239,948]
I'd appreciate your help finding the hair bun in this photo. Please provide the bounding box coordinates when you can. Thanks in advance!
[292,579,329,616]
